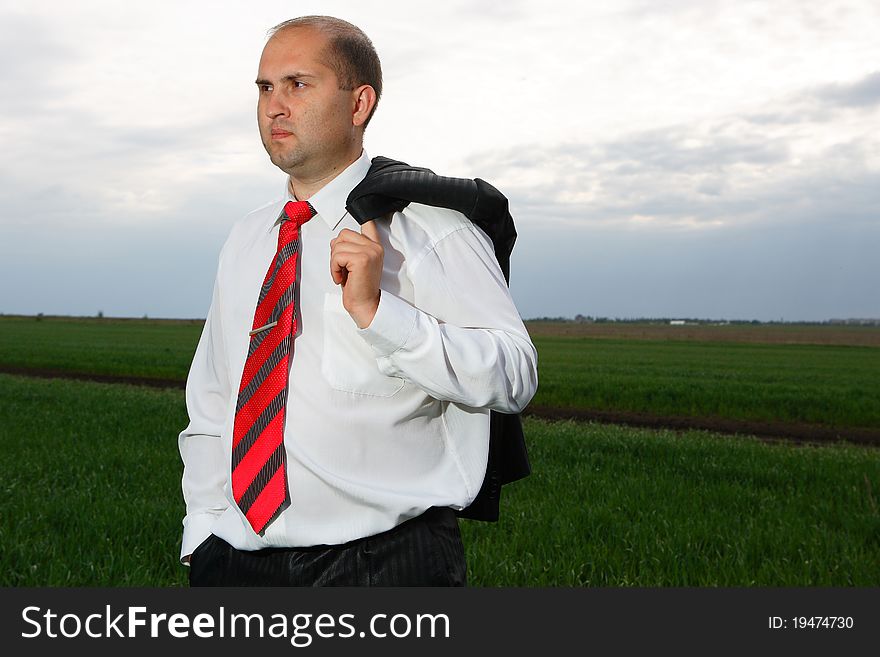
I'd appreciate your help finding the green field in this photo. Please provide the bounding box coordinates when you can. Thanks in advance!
[535,335,880,428]
[0,316,201,380]
[1,373,878,586]
[2,315,878,431]
[0,374,187,586]
[1,316,879,585]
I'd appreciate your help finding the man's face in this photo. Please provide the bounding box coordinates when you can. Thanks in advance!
[256,27,358,179]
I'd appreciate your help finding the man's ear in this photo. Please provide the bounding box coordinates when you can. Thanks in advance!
[352,85,377,127]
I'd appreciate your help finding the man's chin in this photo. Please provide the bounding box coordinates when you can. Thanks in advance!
[267,150,302,173]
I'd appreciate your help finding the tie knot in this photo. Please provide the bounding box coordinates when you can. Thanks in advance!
[283,200,316,228]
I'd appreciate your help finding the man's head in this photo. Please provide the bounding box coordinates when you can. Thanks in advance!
[256,16,382,183]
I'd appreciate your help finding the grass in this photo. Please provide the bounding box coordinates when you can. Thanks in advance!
[0,374,189,586]
[1,316,879,430]
[466,418,880,586]
[1,374,877,586]
[532,335,880,428]
[0,315,201,380]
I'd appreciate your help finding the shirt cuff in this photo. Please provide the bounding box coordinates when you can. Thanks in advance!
[356,289,418,357]
[180,512,221,566]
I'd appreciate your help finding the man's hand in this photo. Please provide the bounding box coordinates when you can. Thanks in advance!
[329,220,384,328]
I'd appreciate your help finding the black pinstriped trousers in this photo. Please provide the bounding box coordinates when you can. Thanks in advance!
[188,507,467,587]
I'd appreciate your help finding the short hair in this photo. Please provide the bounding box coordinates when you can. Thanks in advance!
[269,16,383,128]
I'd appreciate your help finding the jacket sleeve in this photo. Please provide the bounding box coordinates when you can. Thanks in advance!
[357,222,538,413]
[177,269,232,562]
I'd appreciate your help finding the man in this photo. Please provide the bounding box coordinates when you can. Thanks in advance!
[179,15,538,586]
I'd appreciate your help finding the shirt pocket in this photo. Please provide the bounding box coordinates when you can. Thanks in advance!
[321,292,405,397]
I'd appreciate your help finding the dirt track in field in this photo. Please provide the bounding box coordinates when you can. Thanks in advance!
[521,405,880,448]
[0,366,186,390]
[3,365,878,449]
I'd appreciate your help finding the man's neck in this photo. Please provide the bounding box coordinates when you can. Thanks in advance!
[287,150,362,201]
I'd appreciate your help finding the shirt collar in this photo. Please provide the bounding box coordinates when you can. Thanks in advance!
[275,150,371,232]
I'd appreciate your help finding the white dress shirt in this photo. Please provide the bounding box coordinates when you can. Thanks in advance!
[178,150,538,560]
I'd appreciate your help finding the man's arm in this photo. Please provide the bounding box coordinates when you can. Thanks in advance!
[178,272,232,564]
[356,218,538,413]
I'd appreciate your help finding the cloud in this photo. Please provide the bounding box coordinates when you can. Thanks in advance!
[1,0,878,321]
[745,70,880,126]
[814,70,880,108]
[466,72,880,239]
[0,11,79,115]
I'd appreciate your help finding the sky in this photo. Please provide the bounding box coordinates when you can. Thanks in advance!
[1,0,878,322]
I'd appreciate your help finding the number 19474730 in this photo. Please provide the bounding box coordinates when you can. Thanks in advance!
[768,616,854,630]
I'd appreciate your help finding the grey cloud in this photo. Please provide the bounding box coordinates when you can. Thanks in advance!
[0,11,79,115]
[466,115,878,237]
[598,128,789,172]
[494,120,879,321]
[744,70,880,126]
[0,98,258,228]
[814,70,880,108]
[742,107,836,126]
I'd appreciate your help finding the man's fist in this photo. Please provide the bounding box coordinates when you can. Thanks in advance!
[329,220,384,328]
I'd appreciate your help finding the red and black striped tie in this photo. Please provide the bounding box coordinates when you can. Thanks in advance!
[231,200,315,535]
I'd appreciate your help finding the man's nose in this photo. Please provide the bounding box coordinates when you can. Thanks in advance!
[264,91,288,118]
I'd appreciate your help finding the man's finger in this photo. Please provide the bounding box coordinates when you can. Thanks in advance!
[360,219,380,242]
[330,254,349,285]
[334,227,374,245]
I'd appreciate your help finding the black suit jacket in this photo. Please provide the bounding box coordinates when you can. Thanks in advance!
[346,156,531,521]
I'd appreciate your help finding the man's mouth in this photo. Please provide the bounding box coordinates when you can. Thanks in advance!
[271,129,293,139]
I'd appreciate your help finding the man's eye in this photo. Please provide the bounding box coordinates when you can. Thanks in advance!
[258,84,272,93]
[292,80,306,89]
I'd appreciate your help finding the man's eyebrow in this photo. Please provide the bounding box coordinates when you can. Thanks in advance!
[254,73,317,85]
